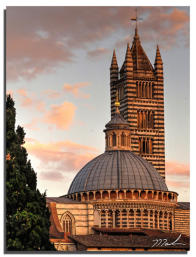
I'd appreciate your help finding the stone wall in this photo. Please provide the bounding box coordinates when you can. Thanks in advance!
[174,208,190,236]
[55,202,94,235]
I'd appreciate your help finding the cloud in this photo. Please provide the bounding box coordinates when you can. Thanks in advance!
[7,7,189,80]
[17,88,45,111]
[24,138,99,181]
[165,161,190,176]
[114,7,189,50]
[6,89,14,97]
[165,161,189,194]
[167,180,189,189]
[44,102,76,130]
[87,48,110,58]
[17,88,33,106]
[43,89,60,99]
[40,171,65,182]
[23,118,40,131]
[63,82,90,99]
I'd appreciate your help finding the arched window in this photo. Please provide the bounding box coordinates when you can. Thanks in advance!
[120,87,124,100]
[139,137,153,154]
[112,133,116,146]
[121,133,126,146]
[61,212,75,234]
[136,81,139,97]
[150,111,154,128]
[137,110,154,129]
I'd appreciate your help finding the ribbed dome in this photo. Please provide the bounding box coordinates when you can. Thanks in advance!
[68,151,168,194]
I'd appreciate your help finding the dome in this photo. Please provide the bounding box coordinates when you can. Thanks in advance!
[105,112,130,128]
[68,150,168,194]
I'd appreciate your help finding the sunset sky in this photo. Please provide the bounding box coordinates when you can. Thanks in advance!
[6,6,190,201]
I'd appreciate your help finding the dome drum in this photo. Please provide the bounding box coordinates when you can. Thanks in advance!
[66,189,178,204]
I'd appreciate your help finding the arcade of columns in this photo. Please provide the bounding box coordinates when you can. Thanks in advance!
[66,189,177,231]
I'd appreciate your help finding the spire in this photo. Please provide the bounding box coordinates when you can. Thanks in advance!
[110,49,119,83]
[155,45,163,64]
[111,49,118,68]
[124,43,133,76]
[154,45,163,79]
[131,8,142,41]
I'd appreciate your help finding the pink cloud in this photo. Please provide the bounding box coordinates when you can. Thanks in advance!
[16,88,45,111]
[167,180,189,189]
[6,89,14,97]
[17,88,33,106]
[25,138,98,154]
[165,161,190,176]
[40,171,65,181]
[63,82,90,99]
[6,7,189,81]
[23,118,40,131]
[24,138,99,179]
[43,89,60,99]
[44,102,76,130]
[87,48,110,58]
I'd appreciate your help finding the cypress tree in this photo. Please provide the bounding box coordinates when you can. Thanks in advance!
[6,94,56,251]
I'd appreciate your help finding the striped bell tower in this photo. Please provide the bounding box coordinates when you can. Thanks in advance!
[110,25,165,180]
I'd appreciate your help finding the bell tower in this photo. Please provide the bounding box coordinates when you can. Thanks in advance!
[109,19,165,179]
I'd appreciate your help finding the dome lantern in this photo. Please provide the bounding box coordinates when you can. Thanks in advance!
[104,90,131,151]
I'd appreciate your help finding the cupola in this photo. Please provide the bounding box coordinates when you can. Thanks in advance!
[104,91,131,151]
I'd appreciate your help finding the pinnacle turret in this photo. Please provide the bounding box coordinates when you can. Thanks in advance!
[154,45,163,64]
[110,49,119,84]
[154,45,163,79]
[110,49,118,68]
[124,43,133,76]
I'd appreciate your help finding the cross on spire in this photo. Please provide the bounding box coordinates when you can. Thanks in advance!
[130,7,143,35]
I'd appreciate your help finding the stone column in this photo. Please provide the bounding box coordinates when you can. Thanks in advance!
[167,212,169,230]
[157,211,160,229]
[162,211,165,230]
[87,192,89,201]
[120,210,122,228]
[93,191,96,200]
[141,208,144,228]
[106,210,109,228]
[172,213,175,231]
[152,209,155,229]
[112,210,115,228]
[138,190,141,200]
[108,190,111,200]
[124,190,127,199]
[133,209,136,228]
[116,190,119,200]
[148,210,151,228]
[127,209,129,228]
[99,211,102,228]
[100,190,103,200]
[145,190,148,200]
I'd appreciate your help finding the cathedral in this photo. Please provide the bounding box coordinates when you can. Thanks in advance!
[46,20,190,252]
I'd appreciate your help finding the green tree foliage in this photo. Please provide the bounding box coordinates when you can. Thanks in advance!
[6,95,56,251]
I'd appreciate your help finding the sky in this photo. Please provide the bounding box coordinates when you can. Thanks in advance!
[6,6,190,201]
